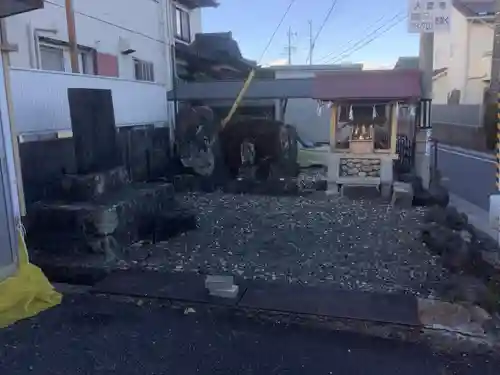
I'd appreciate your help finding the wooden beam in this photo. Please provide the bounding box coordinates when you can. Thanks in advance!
[390,103,399,154]
[65,0,79,73]
[330,103,338,152]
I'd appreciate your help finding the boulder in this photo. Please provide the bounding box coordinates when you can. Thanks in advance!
[445,206,468,230]
[423,206,447,225]
[441,231,474,272]
[440,275,498,312]
[424,206,468,229]
[421,223,452,256]
[428,183,450,207]
[413,189,433,206]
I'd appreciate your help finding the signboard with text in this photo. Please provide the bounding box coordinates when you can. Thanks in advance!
[408,0,451,33]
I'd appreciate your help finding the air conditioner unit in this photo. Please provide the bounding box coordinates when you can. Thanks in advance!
[119,37,135,55]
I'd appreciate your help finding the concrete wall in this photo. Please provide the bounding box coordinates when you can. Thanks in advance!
[284,99,331,142]
[432,121,488,152]
[432,8,492,105]
[432,104,483,126]
[11,68,171,134]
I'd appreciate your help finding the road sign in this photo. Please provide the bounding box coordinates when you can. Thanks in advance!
[408,0,451,33]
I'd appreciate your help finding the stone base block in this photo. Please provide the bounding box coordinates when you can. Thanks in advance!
[61,166,130,201]
[27,183,176,255]
[341,185,380,200]
[172,174,218,193]
[392,182,414,208]
[151,208,197,242]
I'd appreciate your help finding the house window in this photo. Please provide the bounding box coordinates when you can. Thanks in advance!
[134,58,155,82]
[39,45,65,71]
[174,6,191,42]
[79,51,95,75]
[38,38,96,74]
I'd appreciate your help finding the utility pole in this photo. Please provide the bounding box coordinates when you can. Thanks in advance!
[65,0,79,73]
[489,1,500,98]
[285,26,296,65]
[489,0,500,243]
[308,20,313,65]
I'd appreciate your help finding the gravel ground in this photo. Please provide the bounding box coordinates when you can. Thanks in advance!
[1,294,497,375]
[139,192,450,297]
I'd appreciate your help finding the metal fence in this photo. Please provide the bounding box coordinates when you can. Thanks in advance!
[395,135,414,174]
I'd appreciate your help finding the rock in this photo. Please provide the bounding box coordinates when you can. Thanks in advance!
[428,184,449,207]
[358,172,367,177]
[445,206,468,230]
[362,160,371,165]
[413,189,433,206]
[392,181,413,208]
[423,206,447,224]
[421,223,452,256]
[441,232,473,272]
[440,275,497,311]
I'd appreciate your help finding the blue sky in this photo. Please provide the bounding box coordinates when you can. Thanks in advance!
[202,0,420,67]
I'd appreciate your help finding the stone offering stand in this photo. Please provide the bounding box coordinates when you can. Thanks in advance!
[27,89,196,265]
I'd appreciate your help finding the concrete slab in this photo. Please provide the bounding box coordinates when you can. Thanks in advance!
[91,270,244,306]
[239,282,420,326]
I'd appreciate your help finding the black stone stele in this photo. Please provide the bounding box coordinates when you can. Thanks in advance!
[68,88,120,174]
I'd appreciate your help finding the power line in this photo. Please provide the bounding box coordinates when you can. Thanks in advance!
[319,11,404,61]
[44,0,164,43]
[327,15,407,64]
[257,0,298,63]
[319,11,405,64]
[306,0,339,64]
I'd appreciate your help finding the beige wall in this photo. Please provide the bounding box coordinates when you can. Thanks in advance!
[433,7,492,105]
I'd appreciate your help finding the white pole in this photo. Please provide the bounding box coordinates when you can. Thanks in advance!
[417,32,434,189]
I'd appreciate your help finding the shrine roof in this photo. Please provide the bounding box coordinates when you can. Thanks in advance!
[312,69,422,101]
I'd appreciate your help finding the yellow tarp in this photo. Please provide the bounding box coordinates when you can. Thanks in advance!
[0,228,62,328]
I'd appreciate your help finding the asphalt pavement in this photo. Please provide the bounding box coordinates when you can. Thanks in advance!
[0,294,498,375]
[437,144,496,211]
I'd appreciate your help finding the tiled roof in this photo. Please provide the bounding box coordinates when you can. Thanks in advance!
[313,69,422,101]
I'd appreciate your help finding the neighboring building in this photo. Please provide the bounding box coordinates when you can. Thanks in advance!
[3,0,216,136]
[432,0,494,105]
[394,56,419,70]
[271,64,364,142]
[0,0,45,282]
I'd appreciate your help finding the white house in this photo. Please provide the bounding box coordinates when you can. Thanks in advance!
[3,0,213,137]
[433,1,494,105]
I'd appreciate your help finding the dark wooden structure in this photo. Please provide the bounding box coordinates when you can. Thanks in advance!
[0,0,43,18]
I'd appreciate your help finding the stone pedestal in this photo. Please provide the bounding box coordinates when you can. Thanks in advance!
[327,152,396,199]
[28,89,195,261]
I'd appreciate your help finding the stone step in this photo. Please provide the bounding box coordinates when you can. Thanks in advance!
[60,166,130,201]
[341,184,381,200]
[27,183,177,254]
